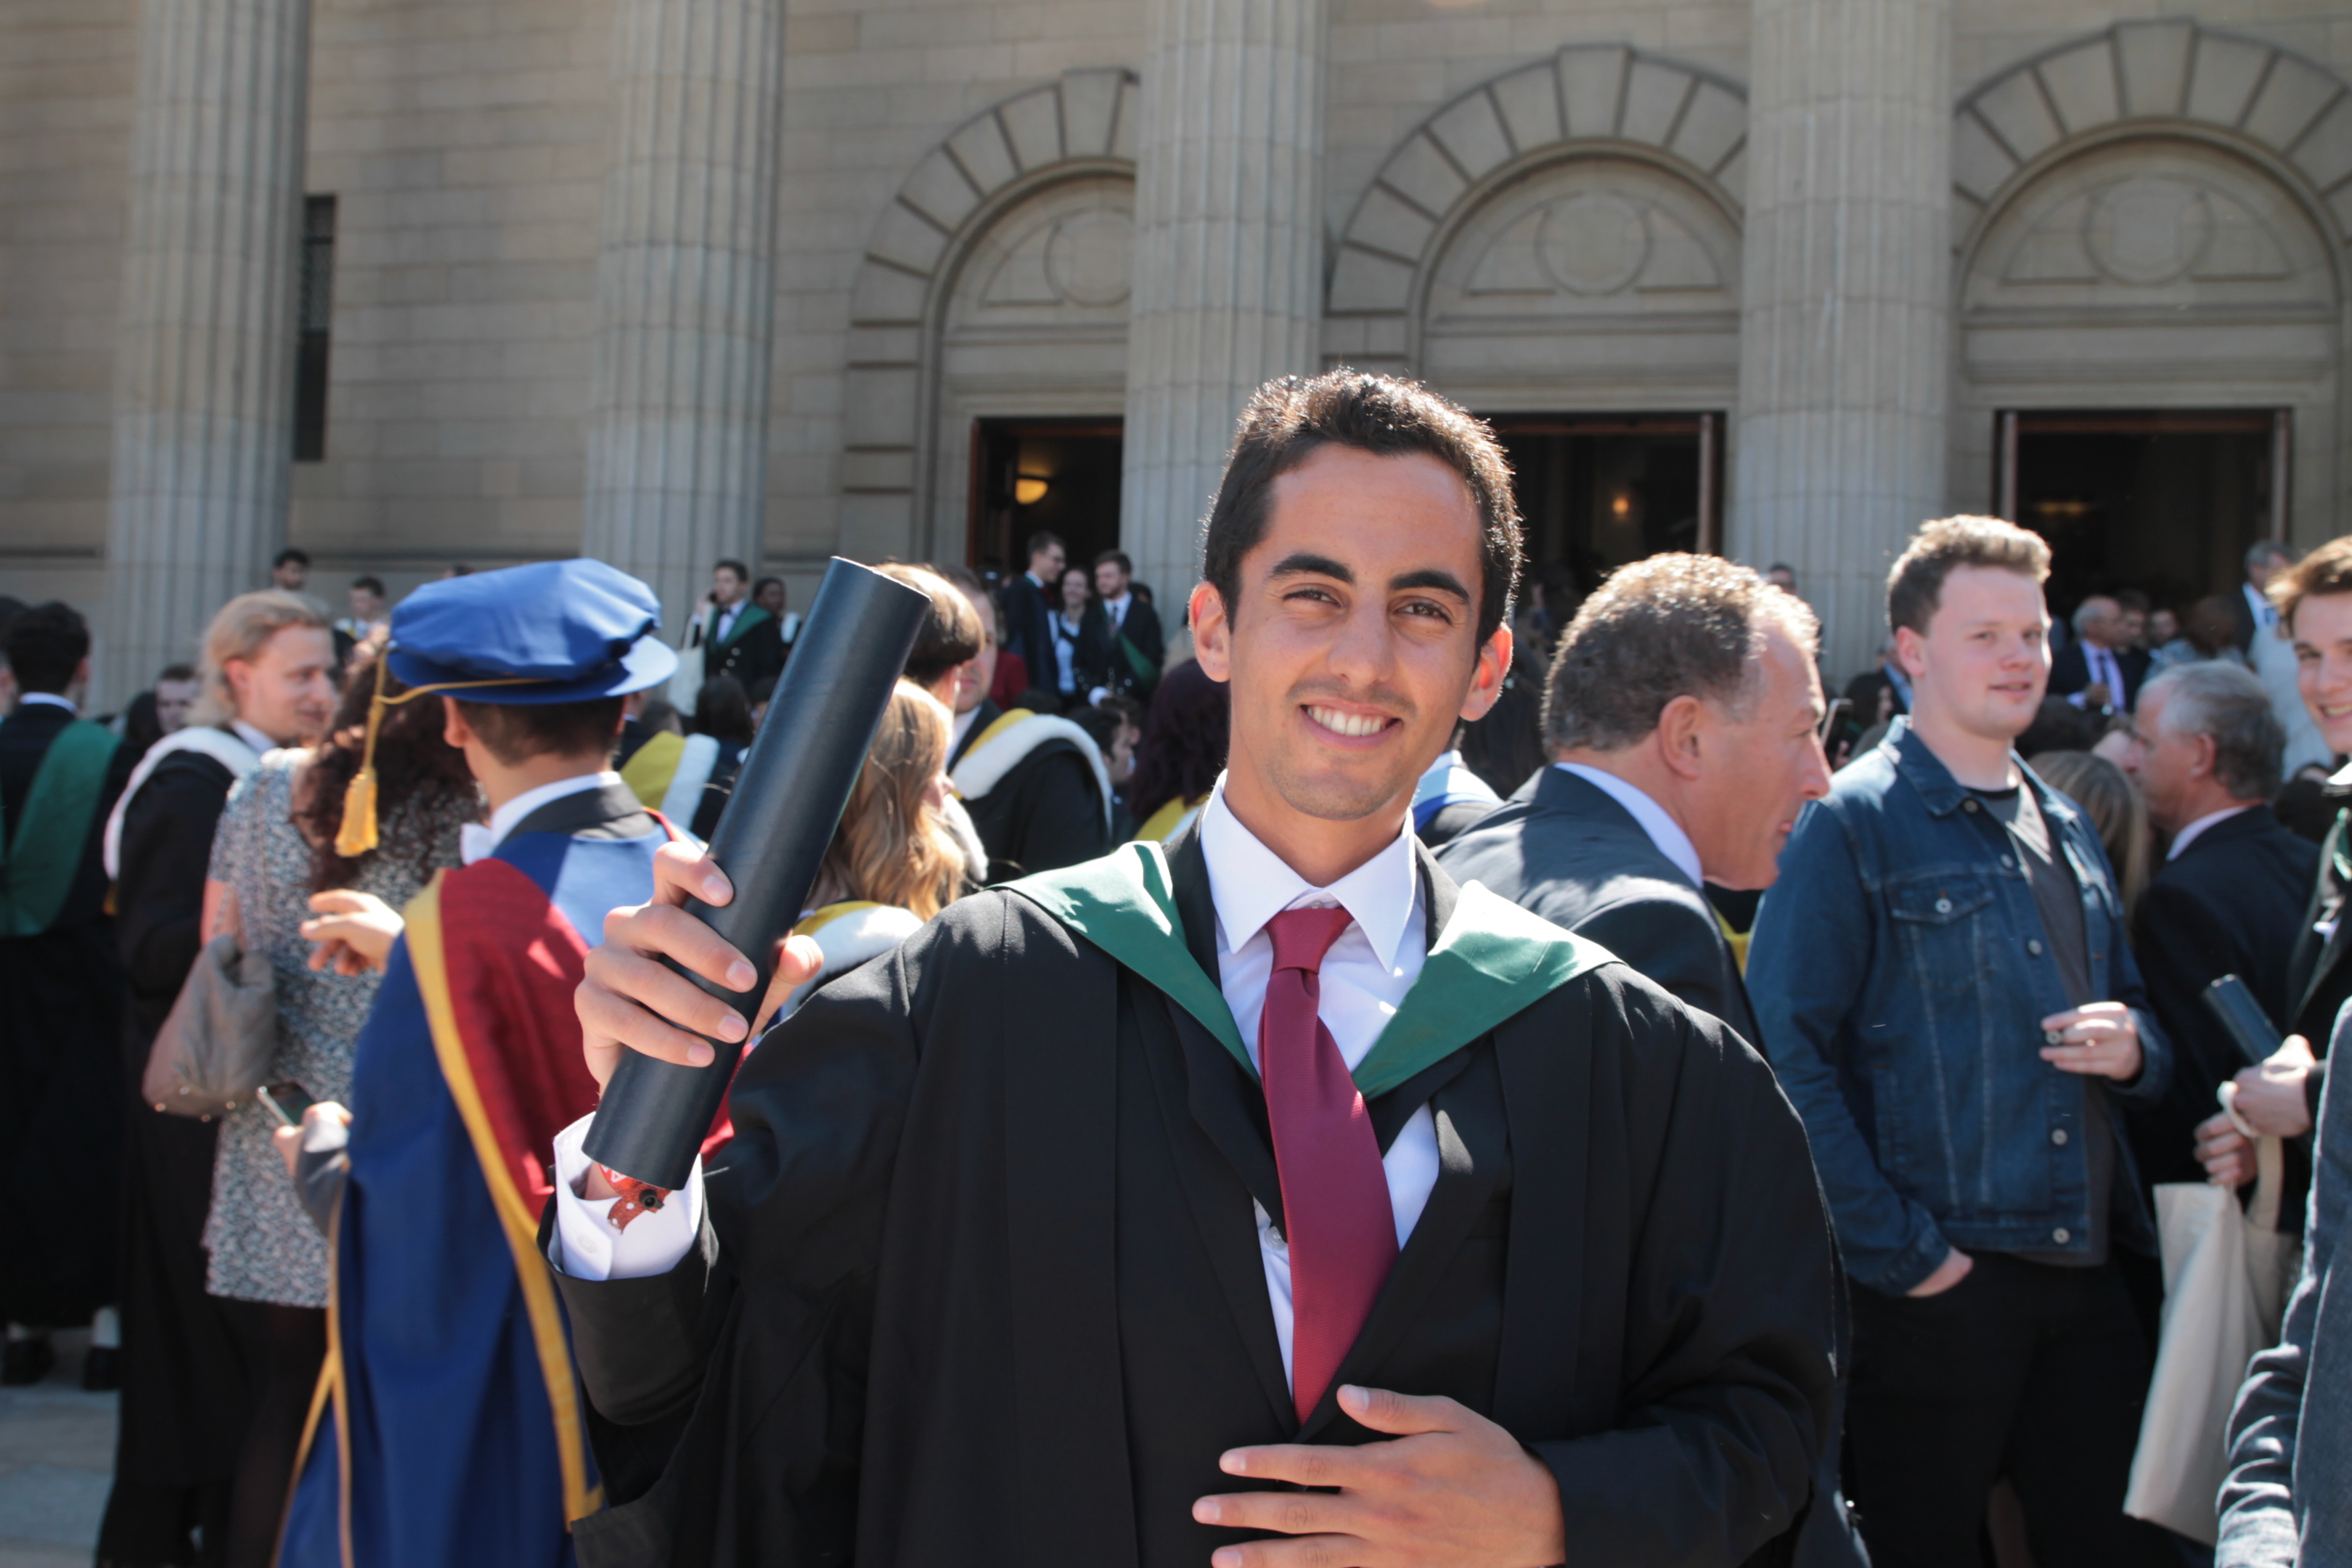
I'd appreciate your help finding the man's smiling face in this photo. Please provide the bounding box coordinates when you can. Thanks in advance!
[1193,444,1508,833]
[2294,590,2352,756]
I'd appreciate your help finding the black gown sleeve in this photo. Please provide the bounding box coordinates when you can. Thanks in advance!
[556,915,940,1561]
[1571,895,1746,1039]
[114,756,230,1009]
[1000,748,1111,875]
[1530,978,1838,1566]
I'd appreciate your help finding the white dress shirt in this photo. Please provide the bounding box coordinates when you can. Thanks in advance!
[17,692,75,714]
[229,719,277,756]
[1103,592,1132,634]
[1553,762,1704,889]
[2245,581,2279,632]
[457,770,621,865]
[547,780,1442,1397]
[2166,803,2253,861]
[2069,642,2126,710]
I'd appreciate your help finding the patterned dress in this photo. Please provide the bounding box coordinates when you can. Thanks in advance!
[203,754,471,1307]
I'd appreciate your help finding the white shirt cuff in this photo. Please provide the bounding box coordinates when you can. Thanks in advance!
[546,1114,702,1281]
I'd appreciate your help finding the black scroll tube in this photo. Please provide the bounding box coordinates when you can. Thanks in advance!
[582,557,933,1190]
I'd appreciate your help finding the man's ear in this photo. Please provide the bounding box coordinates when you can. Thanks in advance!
[441,694,473,751]
[1190,581,1232,682]
[1458,623,1511,722]
[2191,731,2219,782]
[1654,693,1707,781]
[1892,626,1928,680]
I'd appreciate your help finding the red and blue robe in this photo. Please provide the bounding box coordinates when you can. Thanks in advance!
[280,822,670,1568]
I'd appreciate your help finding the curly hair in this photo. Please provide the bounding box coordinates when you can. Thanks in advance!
[299,644,479,892]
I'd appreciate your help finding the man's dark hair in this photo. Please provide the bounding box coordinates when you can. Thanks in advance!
[1885,515,2051,637]
[351,574,386,598]
[1094,550,1132,576]
[2114,587,2150,616]
[714,559,750,581]
[2272,537,2352,634]
[693,674,756,745]
[3,602,91,693]
[452,696,626,766]
[1200,370,1522,645]
[878,563,984,688]
[274,548,311,568]
[1025,531,1065,563]
[752,575,783,601]
[156,662,197,685]
[1543,555,1817,754]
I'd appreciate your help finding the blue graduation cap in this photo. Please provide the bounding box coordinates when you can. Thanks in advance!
[385,558,677,704]
[336,559,677,855]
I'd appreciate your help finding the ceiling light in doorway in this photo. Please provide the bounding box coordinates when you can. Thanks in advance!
[1015,476,1050,506]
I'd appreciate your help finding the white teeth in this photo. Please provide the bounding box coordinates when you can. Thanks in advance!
[1307,705,1386,738]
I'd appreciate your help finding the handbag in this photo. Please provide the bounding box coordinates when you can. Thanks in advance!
[141,931,279,1120]
[2122,1129,2297,1543]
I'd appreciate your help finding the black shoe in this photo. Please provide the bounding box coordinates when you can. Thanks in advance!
[1,1336,54,1385]
[81,1345,118,1392]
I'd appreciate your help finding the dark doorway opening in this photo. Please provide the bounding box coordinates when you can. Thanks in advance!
[1996,409,2287,624]
[968,418,1123,578]
[1486,413,1722,614]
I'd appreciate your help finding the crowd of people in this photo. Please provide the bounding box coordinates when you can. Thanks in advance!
[1,367,2348,1567]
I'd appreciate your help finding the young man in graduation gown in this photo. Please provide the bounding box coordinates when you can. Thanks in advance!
[560,371,1839,1568]
[0,603,135,1387]
[100,590,335,1567]
[936,565,1116,878]
[274,561,682,1568]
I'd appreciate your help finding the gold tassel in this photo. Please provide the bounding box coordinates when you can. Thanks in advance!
[335,656,391,858]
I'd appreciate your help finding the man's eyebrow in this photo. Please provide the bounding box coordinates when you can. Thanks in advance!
[1389,568,1471,602]
[1266,552,1354,584]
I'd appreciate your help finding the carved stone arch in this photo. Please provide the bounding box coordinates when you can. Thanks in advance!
[1326,45,1748,375]
[841,68,1140,562]
[1952,21,2352,255]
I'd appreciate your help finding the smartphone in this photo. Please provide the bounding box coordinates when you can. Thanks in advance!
[1817,696,1852,747]
[256,1082,317,1129]
[2202,975,2283,1069]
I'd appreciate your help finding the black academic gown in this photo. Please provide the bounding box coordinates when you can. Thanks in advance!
[102,738,263,1554]
[950,699,1113,880]
[0,703,134,1326]
[553,834,1838,1568]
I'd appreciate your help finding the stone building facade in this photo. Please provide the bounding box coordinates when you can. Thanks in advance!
[7,0,2352,696]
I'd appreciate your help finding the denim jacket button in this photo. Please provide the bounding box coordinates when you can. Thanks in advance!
[2045,1029,2064,1045]
[2051,1128,2069,1145]
[1935,897,1953,914]
[1963,799,1980,812]
[2052,1228,2070,1244]
[2028,939,2043,956]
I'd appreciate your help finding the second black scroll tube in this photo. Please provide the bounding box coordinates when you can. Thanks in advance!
[582,557,933,1191]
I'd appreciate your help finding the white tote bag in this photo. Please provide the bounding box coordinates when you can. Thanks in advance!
[2123,1135,2295,1543]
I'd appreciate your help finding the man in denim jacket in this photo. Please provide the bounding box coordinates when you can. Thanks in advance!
[1749,515,2175,1568]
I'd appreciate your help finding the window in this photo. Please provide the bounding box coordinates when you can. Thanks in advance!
[294,195,336,462]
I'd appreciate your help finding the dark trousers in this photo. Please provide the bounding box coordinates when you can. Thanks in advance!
[1845,1252,2176,1568]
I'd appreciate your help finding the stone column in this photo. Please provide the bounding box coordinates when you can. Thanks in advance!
[1731,0,1951,677]
[1119,0,1326,603]
[583,0,785,629]
[103,0,310,702]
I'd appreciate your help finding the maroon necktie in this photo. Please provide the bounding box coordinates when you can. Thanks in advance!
[1259,905,1398,1424]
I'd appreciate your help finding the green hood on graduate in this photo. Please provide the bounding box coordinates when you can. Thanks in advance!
[1007,841,1612,1095]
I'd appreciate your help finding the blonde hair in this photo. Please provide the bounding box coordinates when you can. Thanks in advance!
[815,681,966,921]
[2028,750,2151,912]
[192,590,332,727]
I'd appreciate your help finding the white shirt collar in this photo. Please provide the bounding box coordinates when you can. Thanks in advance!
[1198,778,1418,973]
[1103,591,1131,621]
[229,719,277,756]
[950,704,981,751]
[2167,803,2255,861]
[1554,761,1705,889]
[462,771,623,865]
[16,692,75,714]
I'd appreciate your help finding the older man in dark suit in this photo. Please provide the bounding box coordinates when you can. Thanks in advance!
[2120,661,2314,1192]
[1436,552,1853,1564]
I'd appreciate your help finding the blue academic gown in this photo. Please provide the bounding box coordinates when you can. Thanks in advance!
[280,800,667,1568]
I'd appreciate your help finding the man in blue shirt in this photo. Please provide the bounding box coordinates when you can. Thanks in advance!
[1748,515,2174,1568]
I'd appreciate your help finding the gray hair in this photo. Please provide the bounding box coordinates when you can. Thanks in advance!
[2144,661,2284,801]
[2070,595,2118,637]
[1543,553,1819,754]
[2247,539,2295,573]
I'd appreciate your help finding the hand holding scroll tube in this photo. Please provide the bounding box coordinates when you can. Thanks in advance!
[579,558,932,1191]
